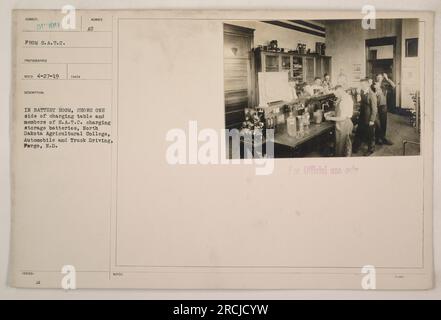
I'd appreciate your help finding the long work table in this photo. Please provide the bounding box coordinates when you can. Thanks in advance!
[271,120,335,149]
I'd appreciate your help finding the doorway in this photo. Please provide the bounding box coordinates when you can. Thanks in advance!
[366,37,398,110]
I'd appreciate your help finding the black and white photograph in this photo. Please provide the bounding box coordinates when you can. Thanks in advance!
[224,19,421,158]
[1,3,438,300]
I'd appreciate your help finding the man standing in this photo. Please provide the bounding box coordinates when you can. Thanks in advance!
[322,73,333,93]
[374,73,395,145]
[304,77,324,96]
[353,78,378,156]
[325,85,354,157]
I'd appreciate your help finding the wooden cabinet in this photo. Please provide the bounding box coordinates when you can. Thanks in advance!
[304,56,315,83]
[315,56,323,78]
[224,24,255,129]
[254,48,332,104]
[256,50,332,83]
[292,56,304,83]
[263,54,279,72]
[315,56,332,78]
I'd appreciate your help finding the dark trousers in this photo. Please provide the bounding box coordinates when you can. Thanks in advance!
[353,123,375,152]
[375,105,388,141]
[335,119,353,157]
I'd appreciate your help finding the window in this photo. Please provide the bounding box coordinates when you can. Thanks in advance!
[405,38,418,57]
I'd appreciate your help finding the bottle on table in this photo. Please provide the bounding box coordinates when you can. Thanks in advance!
[286,112,297,137]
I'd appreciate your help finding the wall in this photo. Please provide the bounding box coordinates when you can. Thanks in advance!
[326,19,420,109]
[325,19,400,87]
[401,19,420,109]
[227,20,324,51]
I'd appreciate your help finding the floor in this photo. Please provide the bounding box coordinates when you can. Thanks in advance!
[352,112,420,157]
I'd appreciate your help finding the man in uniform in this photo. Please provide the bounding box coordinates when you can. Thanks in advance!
[374,73,395,145]
[353,78,378,156]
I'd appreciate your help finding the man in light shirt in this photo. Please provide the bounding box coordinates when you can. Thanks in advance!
[304,77,324,96]
[325,85,354,157]
[288,79,298,101]
[322,73,333,93]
